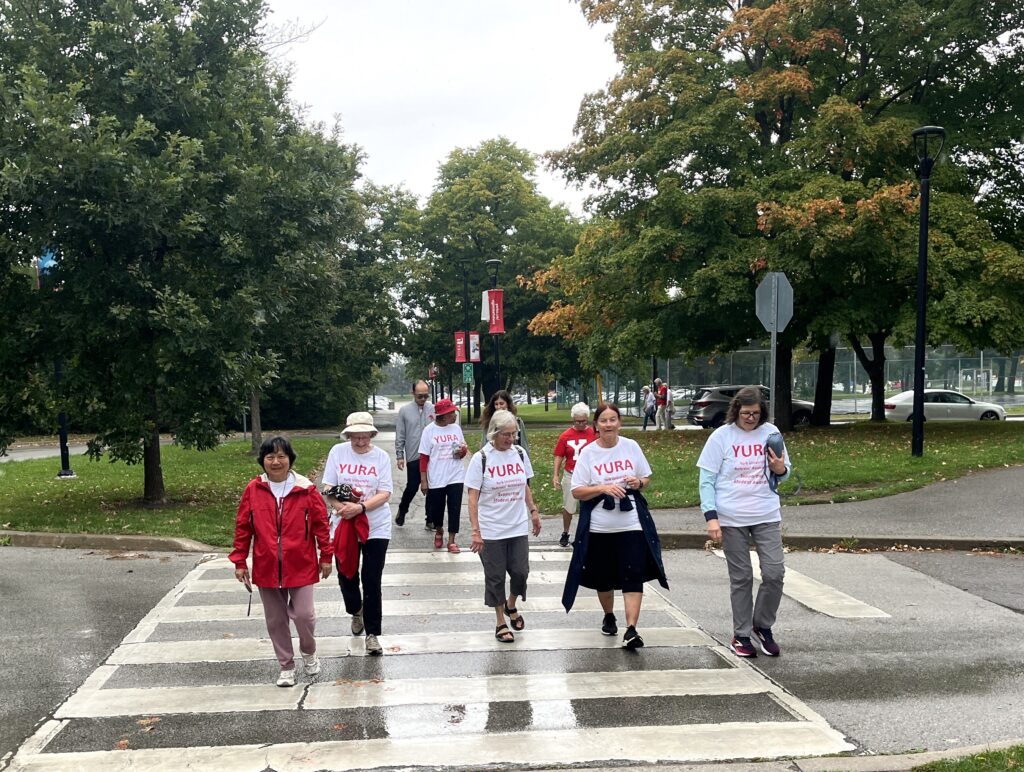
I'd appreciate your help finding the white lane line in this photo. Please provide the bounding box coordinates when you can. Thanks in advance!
[159,592,671,622]
[121,554,218,644]
[56,683,302,718]
[107,627,712,664]
[184,571,568,593]
[713,550,890,619]
[5,722,854,771]
[196,549,571,570]
[54,668,764,718]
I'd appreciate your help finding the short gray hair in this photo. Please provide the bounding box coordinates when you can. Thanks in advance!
[570,402,589,419]
[486,409,518,443]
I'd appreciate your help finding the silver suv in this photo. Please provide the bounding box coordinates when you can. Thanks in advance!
[686,386,814,428]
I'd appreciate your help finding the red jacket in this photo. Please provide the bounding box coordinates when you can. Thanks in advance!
[229,473,333,588]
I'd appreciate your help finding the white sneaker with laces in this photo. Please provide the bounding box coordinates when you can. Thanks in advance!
[301,652,320,675]
[351,611,365,636]
[276,668,296,687]
[365,634,383,656]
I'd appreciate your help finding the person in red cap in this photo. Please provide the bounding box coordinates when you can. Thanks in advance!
[418,398,469,552]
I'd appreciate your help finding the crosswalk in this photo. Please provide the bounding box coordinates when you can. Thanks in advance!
[8,548,854,770]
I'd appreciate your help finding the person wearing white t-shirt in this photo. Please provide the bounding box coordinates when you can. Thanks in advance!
[466,410,542,643]
[696,386,791,660]
[418,398,469,553]
[562,403,668,651]
[323,412,394,657]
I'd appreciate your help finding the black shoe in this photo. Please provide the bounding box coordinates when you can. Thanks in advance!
[601,612,617,636]
[395,512,406,526]
[424,521,434,531]
[559,532,570,548]
[623,626,644,650]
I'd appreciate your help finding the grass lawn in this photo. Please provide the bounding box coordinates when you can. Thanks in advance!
[0,438,336,549]
[3,423,1023,545]
[515,403,642,425]
[912,745,1024,771]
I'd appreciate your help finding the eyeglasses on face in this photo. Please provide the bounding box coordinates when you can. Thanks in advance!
[414,393,429,399]
[497,431,517,439]
[739,410,761,419]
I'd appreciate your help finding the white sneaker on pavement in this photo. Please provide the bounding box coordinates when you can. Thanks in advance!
[301,652,320,676]
[365,634,383,656]
[276,668,296,687]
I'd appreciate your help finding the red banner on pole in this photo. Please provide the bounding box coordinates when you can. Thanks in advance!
[454,331,467,363]
[487,289,505,334]
[468,331,481,362]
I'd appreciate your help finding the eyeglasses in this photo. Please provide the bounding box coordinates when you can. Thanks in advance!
[497,431,517,439]
[414,393,429,399]
[739,411,761,419]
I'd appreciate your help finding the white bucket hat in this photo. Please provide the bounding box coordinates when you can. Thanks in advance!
[342,411,377,437]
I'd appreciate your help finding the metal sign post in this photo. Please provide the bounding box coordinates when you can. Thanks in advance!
[755,272,794,424]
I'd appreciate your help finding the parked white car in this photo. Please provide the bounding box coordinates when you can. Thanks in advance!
[883,390,1006,421]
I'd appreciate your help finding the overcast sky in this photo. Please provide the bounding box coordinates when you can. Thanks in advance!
[263,0,619,213]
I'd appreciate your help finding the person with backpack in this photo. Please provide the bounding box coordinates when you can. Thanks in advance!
[465,409,542,643]
[696,386,791,659]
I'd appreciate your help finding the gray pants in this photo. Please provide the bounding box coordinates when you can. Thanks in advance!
[478,535,529,607]
[721,521,785,639]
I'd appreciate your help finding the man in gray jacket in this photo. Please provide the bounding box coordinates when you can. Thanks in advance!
[394,380,435,527]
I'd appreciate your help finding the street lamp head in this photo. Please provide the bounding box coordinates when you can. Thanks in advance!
[485,258,502,279]
[912,125,945,163]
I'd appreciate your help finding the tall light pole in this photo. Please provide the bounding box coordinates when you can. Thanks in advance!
[37,251,76,479]
[910,125,945,457]
[485,258,502,390]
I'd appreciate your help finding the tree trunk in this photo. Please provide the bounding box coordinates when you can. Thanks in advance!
[143,424,166,505]
[995,357,1006,393]
[849,332,888,421]
[811,346,836,426]
[772,341,793,431]
[249,389,263,455]
[1008,352,1019,395]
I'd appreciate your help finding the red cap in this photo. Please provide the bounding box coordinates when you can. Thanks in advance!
[434,398,458,416]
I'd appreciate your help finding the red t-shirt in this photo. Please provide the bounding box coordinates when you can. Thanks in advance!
[553,426,597,473]
[656,384,668,406]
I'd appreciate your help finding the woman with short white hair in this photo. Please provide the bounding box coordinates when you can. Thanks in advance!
[465,409,542,642]
[552,402,597,548]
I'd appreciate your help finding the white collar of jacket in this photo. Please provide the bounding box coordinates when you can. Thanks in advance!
[258,472,315,489]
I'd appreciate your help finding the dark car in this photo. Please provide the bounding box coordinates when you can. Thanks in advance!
[686,385,814,428]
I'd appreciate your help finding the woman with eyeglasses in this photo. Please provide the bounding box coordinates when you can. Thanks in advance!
[466,409,542,643]
[551,402,597,547]
[479,389,529,457]
[696,386,791,660]
[561,403,667,651]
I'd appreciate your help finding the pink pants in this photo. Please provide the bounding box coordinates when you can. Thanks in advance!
[258,585,317,670]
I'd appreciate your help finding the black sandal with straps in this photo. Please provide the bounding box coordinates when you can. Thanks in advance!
[495,624,514,643]
[504,604,525,631]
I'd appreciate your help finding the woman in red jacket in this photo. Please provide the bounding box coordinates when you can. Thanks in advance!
[230,436,333,687]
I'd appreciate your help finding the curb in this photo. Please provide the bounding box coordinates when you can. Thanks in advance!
[659,531,1024,552]
[0,530,221,553]
[793,738,1024,771]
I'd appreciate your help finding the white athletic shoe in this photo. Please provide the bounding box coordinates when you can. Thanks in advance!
[276,668,296,687]
[301,652,321,676]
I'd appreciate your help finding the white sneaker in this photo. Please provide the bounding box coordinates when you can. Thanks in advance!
[301,652,320,676]
[365,634,383,656]
[276,668,296,687]
[351,611,364,636]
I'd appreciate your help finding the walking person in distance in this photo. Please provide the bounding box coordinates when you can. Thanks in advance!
[394,381,435,528]
[551,402,597,547]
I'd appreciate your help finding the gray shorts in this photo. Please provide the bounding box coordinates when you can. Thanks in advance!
[478,535,530,607]
[560,473,578,514]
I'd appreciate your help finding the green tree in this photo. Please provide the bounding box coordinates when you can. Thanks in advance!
[543,0,1024,425]
[0,0,362,498]
[403,138,582,414]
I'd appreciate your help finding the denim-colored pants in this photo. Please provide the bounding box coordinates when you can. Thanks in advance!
[721,521,785,639]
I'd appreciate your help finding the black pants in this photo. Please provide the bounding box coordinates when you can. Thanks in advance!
[397,460,422,520]
[425,483,463,533]
[337,538,389,636]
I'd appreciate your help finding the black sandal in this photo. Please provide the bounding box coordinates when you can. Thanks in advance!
[495,624,514,643]
[504,604,525,631]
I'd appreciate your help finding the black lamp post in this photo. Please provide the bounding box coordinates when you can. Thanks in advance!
[36,251,76,479]
[458,256,472,415]
[485,258,502,390]
[910,125,945,458]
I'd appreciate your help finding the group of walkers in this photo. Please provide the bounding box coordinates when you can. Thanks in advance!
[229,384,791,687]
[640,377,674,431]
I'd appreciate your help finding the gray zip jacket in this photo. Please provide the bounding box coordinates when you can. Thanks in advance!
[395,400,435,462]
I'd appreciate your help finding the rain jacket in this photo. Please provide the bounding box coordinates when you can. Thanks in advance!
[229,473,332,588]
[561,489,668,612]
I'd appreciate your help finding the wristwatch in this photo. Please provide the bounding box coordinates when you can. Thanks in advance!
[359,503,366,515]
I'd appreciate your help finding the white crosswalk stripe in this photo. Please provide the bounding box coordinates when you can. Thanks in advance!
[8,548,855,770]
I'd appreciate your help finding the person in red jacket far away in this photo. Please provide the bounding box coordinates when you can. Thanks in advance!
[229,436,333,687]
